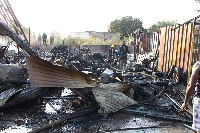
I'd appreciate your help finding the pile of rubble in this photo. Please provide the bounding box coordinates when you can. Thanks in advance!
[0,42,193,132]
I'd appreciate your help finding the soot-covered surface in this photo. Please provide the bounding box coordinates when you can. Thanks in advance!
[0,88,194,133]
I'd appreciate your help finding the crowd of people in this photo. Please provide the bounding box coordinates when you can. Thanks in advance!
[31,32,54,45]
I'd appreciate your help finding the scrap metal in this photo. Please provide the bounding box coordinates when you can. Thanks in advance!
[0,0,29,45]
[26,55,99,88]
[0,21,37,56]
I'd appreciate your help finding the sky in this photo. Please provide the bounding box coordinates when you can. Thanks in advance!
[8,0,200,37]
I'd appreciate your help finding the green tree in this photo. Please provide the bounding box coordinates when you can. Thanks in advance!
[84,36,105,45]
[53,34,121,45]
[64,36,85,45]
[148,20,178,32]
[21,25,30,36]
[158,20,178,26]
[108,16,146,38]
[148,24,158,33]
[105,36,121,45]
[54,35,62,45]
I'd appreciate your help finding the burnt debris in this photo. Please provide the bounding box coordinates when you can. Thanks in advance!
[0,40,192,125]
[0,14,198,133]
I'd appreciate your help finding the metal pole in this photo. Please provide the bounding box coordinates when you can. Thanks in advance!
[29,27,30,45]
[4,0,29,45]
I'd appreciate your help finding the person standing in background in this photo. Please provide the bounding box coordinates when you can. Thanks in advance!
[119,41,129,69]
[42,32,47,45]
[38,33,41,45]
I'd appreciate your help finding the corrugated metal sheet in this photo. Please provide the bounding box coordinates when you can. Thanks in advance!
[26,56,99,88]
[138,32,158,54]
[156,23,195,84]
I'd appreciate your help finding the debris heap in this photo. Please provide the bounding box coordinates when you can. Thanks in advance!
[92,83,137,115]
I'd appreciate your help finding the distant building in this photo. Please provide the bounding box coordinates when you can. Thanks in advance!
[86,31,120,41]
[68,32,89,39]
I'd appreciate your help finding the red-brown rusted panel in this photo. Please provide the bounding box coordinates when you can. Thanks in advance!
[176,25,183,68]
[185,23,194,82]
[26,56,99,88]
[139,33,150,54]
[162,27,167,72]
[139,33,144,54]
[157,27,167,72]
[157,23,194,84]
[164,26,171,72]
[180,24,188,70]
[172,26,179,65]
[169,26,175,67]
[166,26,171,70]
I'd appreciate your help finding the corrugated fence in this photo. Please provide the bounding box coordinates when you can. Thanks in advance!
[156,16,200,84]
[136,15,200,84]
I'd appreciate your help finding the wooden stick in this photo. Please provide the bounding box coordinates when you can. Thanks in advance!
[165,93,193,117]
[121,108,192,123]
[99,125,161,132]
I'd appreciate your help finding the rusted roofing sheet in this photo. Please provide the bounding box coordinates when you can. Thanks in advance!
[26,56,99,88]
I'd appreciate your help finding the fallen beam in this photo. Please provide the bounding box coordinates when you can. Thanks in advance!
[0,21,37,56]
[121,108,192,123]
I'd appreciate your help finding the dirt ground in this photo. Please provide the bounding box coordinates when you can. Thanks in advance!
[0,98,195,133]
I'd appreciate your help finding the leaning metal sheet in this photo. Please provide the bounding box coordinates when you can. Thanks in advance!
[26,56,98,88]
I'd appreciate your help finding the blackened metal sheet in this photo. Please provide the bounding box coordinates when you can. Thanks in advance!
[26,56,98,88]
